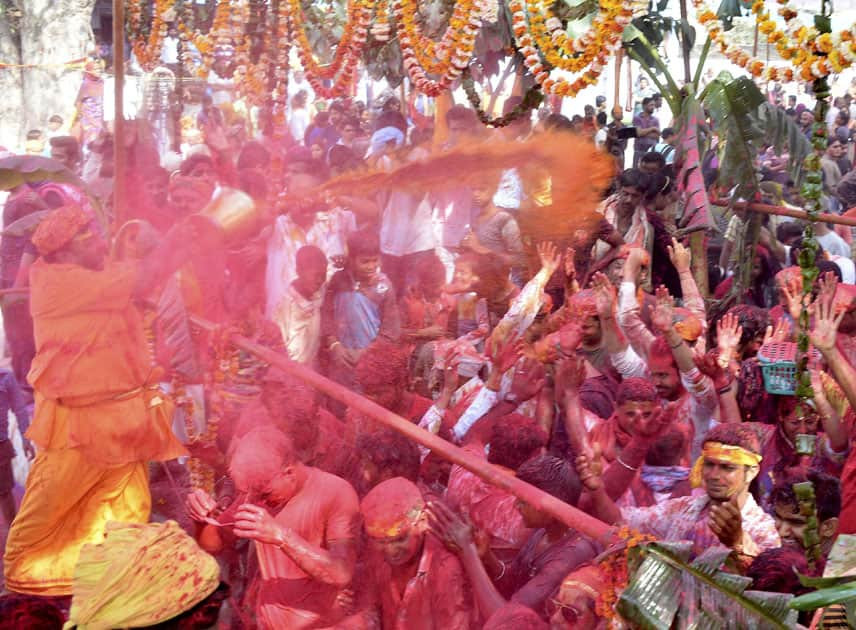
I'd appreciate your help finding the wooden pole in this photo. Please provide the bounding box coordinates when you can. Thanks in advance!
[112,0,126,230]
[711,198,856,228]
[679,0,692,85]
[186,314,614,541]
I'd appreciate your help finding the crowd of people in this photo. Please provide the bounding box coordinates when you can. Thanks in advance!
[2,63,856,629]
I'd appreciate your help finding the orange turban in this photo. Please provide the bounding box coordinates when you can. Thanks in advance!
[360,477,424,539]
[31,204,90,256]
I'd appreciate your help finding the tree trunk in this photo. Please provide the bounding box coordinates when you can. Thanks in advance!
[0,10,23,150]
[20,0,96,135]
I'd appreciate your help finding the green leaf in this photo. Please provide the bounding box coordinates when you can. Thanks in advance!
[798,574,856,589]
[789,583,856,611]
[619,542,796,628]
[756,103,813,183]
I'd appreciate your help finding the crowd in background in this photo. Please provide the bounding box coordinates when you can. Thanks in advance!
[2,58,856,629]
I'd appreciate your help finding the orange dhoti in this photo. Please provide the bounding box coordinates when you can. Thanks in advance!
[3,259,186,595]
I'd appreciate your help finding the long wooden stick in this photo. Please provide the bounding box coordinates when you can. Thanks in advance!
[187,314,614,541]
[711,198,856,228]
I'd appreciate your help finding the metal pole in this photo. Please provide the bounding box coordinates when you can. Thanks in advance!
[113,0,126,230]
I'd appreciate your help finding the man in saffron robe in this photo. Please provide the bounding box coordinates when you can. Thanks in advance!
[3,204,190,596]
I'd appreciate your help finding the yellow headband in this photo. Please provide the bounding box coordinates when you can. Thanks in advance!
[689,442,762,488]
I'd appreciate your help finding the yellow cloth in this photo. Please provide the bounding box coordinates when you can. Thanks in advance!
[27,259,186,466]
[5,260,187,596]
[64,521,220,630]
[689,442,763,488]
[3,440,150,596]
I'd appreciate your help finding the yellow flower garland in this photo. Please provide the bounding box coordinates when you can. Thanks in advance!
[694,0,856,81]
[286,0,372,98]
[394,0,485,96]
[509,0,633,97]
[128,0,175,71]
[523,0,632,74]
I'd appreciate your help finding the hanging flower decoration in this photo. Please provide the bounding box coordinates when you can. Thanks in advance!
[271,0,292,134]
[285,0,372,99]
[693,0,856,81]
[127,0,175,71]
[371,0,392,42]
[523,0,634,74]
[508,0,631,97]
[394,0,486,96]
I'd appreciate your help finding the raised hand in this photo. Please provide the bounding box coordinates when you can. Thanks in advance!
[809,273,845,354]
[636,402,676,439]
[426,501,474,554]
[622,247,650,282]
[591,272,617,320]
[563,246,577,280]
[537,241,562,275]
[667,238,691,274]
[716,312,743,365]
[557,322,583,354]
[694,349,733,390]
[781,280,807,323]
[651,286,675,333]
[762,318,791,346]
[554,355,587,395]
[487,333,524,375]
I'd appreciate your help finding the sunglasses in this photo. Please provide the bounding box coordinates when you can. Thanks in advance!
[547,598,583,624]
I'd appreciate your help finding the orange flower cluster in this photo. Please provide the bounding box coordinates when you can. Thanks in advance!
[596,525,656,622]
[128,0,174,71]
[510,0,635,97]
[695,0,856,82]
[394,0,486,96]
[523,0,634,74]
[286,0,372,99]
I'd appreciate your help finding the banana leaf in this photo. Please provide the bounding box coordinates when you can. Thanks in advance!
[789,581,856,611]
[675,93,713,232]
[791,534,856,613]
[700,71,766,202]
[619,541,798,629]
[716,0,744,30]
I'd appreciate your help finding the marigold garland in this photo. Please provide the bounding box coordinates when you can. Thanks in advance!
[596,526,657,623]
[693,0,856,81]
[127,0,175,72]
[286,0,372,99]
[394,0,486,96]
[509,0,624,97]
[523,0,634,74]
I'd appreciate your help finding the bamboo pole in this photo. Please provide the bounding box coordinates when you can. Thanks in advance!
[711,199,856,228]
[187,315,614,541]
[112,0,126,231]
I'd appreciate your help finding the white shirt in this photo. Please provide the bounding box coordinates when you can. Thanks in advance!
[289,108,310,145]
[817,230,852,258]
[275,283,324,365]
[265,209,356,318]
[160,36,179,65]
[378,147,436,256]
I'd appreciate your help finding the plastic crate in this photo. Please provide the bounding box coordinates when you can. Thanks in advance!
[757,342,821,396]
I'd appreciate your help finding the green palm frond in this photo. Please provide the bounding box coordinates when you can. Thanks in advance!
[619,541,798,629]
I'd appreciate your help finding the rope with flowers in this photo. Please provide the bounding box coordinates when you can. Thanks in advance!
[461,67,543,127]
[750,0,856,80]
[270,0,292,136]
[790,0,833,573]
[521,0,635,74]
[285,0,372,99]
[508,0,627,97]
[394,0,486,96]
[127,0,175,72]
[693,0,855,82]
